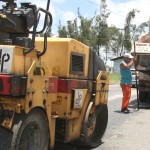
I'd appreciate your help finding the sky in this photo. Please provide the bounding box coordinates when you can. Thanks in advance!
[50,0,150,36]
[0,0,150,36]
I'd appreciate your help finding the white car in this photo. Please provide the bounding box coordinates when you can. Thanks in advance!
[131,69,139,88]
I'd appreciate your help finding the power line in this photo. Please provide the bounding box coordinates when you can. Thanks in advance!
[85,0,142,25]
[85,0,125,18]
[86,0,100,7]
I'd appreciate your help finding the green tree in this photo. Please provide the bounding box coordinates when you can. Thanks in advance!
[67,19,79,39]
[131,22,148,41]
[56,7,148,61]
[123,9,139,52]
[107,26,124,56]
[93,1,110,56]
[77,8,94,45]
[58,20,67,37]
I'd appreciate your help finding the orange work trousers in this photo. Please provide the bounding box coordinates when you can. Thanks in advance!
[120,84,131,109]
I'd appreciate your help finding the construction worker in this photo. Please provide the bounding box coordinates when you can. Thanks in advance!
[120,53,135,113]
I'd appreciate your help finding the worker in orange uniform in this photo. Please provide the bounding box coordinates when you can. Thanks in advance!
[120,53,135,113]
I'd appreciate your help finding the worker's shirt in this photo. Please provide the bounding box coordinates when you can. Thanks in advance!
[120,61,132,84]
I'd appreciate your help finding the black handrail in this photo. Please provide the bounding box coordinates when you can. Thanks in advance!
[24,0,52,56]
[31,0,51,34]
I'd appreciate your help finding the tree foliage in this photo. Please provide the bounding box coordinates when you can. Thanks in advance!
[58,20,67,37]
[57,6,148,62]
[123,9,139,52]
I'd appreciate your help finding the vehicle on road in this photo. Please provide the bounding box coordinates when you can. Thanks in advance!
[0,0,109,149]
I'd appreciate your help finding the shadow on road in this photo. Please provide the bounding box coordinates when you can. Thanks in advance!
[54,144,91,150]
[54,142,105,150]
[113,98,150,115]
[0,126,12,150]
[129,99,138,109]
[129,99,150,109]
[113,99,139,114]
[113,110,123,114]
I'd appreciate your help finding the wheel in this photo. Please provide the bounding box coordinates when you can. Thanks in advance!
[11,109,49,150]
[81,104,108,148]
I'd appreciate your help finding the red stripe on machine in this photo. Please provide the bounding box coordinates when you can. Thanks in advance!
[0,75,27,96]
[48,77,58,93]
[0,75,11,95]
[58,79,89,93]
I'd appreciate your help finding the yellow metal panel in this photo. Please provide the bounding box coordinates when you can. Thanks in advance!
[52,89,87,119]
[25,60,57,148]
[64,93,91,142]
[14,46,37,75]
[68,40,89,78]
[35,38,89,78]
[24,51,37,75]
[14,47,25,75]
[25,60,52,112]
[66,119,81,142]
[95,71,109,105]
[52,93,71,118]
[49,117,56,149]
[35,38,69,77]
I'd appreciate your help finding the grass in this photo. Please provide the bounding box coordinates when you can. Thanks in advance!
[109,73,120,84]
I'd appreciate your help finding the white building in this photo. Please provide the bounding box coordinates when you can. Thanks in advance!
[111,56,123,73]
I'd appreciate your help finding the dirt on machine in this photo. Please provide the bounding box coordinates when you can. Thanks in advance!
[0,0,109,150]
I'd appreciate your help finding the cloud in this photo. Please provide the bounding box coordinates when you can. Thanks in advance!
[62,11,76,23]
[51,0,150,35]
[91,0,150,28]
[107,0,150,28]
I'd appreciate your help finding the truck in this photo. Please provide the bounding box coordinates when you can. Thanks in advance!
[131,33,150,104]
[0,0,109,150]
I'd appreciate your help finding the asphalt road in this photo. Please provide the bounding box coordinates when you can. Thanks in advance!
[55,84,140,150]
[1,84,150,150]
[94,84,138,150]
[55,84,150,150]
[95,84,150,150]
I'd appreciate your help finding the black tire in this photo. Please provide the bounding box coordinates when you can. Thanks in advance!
[139,91,148,102]
[81,104,108,148]
[11,109,49,150]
